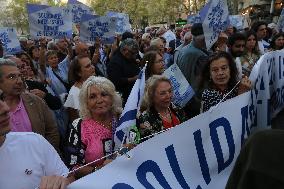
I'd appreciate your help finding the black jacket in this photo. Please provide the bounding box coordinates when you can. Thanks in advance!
[107,50,140,103]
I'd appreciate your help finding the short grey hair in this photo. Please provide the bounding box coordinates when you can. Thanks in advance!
[47,41,57,50]
[140,75,172,111]
[79,76,122,119]
[120,38,138,51]
[0,58,17,79]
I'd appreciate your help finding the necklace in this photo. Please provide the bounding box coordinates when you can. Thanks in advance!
[158,108,171,120]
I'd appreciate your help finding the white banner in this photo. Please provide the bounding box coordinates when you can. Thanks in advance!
[68,50,284,189]
[163,63,195,108]
[27,4,72,39]
[68,92,251,189]
[0,27,21,55]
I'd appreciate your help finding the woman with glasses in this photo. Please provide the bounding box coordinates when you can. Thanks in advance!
[140,51,165,80]
[199,52,252,113]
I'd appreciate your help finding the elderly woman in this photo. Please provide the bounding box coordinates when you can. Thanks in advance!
[65,76,122,178]
[138,75,187,141]
[64,56,95,122]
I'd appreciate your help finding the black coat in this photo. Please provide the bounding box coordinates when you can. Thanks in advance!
[107,50,140,103]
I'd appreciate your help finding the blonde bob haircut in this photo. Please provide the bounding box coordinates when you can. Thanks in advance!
[140,75,172,112]
[79,76,122,119]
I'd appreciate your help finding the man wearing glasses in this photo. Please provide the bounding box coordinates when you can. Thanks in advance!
[0,58,60,152]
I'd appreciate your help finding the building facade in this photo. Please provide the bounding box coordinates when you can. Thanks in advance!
[238,0,283,23]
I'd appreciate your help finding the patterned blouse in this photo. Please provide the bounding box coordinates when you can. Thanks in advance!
[65,117,117,169]
[201,88,238,113]
[138,103,188,142]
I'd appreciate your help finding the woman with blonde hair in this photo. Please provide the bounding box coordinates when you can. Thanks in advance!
[65,76,122,178]
[138,75,187,141]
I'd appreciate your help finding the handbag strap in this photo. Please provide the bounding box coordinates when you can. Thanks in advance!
[52,69,69,90]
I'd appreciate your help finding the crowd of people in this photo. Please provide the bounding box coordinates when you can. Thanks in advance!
[0,18,284,188]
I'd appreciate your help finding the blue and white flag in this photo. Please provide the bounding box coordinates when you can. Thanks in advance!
[67,0,93,24]
[277,9,284,32]
[80,14,116,44]
[202,0,229,50]
[114,66,146,148]
[187,1,211,24]
[0,27,21,55]
[163,63,195,107]
[27,4,72,39]
[106,11,131,34]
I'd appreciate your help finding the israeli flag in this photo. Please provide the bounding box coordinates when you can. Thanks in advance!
[187,1,211,24]
[114,65,146,149]
[277,8,284,32]
[202,0,229,50]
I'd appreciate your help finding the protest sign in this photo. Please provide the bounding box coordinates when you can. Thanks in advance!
[202,0,229,50]
[0,27,21,55]
[68,50,284,189]
[80,14,116,44]
[106,11,131,33]
[162,30,176,45]
[229,15,246,30]
[163,63,195,107]
[67,0,93,24]
[27,4,72,39]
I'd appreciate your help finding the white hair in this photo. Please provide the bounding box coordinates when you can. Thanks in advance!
[79,76,122,119]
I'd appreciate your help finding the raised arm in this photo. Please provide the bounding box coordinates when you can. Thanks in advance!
[64,37,73,62]
[39,37,47,74]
